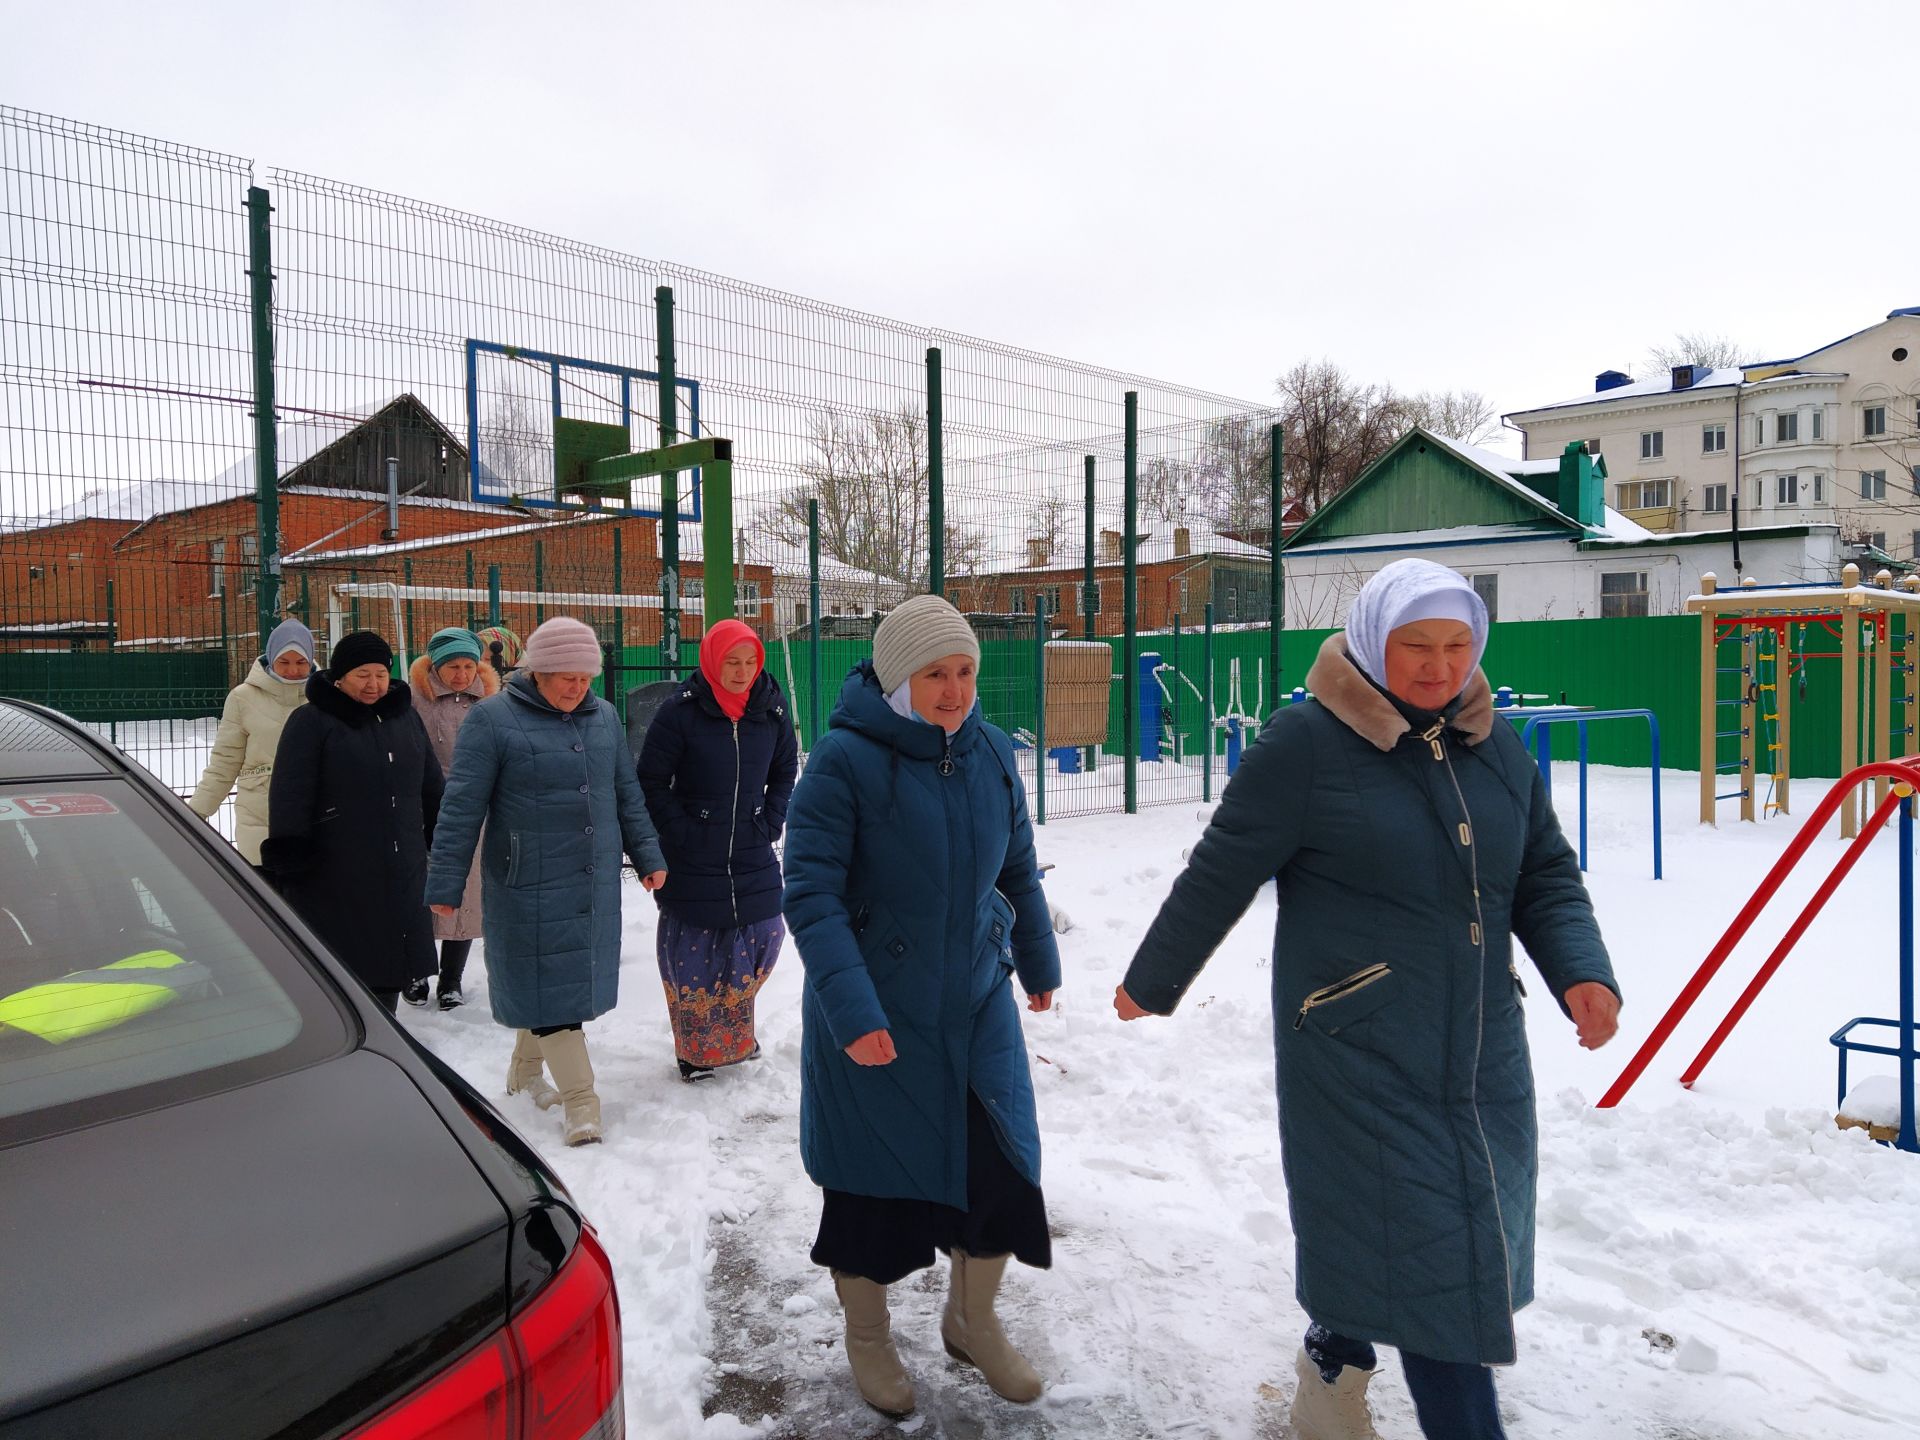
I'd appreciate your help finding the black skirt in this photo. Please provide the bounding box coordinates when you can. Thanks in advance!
[810,1089,1052,1285]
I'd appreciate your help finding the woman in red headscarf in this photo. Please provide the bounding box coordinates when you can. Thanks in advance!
[637,619,799,1080]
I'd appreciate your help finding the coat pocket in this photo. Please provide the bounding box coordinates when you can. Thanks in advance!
[506,830,526,887]
[1293,963,1394,1035]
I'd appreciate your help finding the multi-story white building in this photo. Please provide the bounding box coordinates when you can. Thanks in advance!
[1504,308,1920,563]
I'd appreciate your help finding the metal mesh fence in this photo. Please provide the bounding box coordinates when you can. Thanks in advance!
[2,104,1281,821]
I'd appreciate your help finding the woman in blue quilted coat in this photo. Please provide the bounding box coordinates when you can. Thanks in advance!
[783,594,1061,1419]
[426,617,667,1147]
[1118,559,1622,1440]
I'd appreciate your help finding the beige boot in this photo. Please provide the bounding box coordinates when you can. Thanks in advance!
[941,1250,1043,1403]
[506,1030,561,1110]
[536,1028,601,1146]
[832,1272,915,1418]
[1289,1346,1382,1440]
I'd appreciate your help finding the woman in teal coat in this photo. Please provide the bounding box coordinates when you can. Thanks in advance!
[426,617,666,1147]
[784,595,1061,1419]
[1118,559,1621,1440]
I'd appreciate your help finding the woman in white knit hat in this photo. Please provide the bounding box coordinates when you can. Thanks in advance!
[426,616,668,1146]
[783,593,1063,1418]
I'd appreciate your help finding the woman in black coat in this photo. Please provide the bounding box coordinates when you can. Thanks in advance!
[263,630,444,1012]
[637,620,798,1080]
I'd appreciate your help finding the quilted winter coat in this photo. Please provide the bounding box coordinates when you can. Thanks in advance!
[263,674,442,992]
[424,673,666,1031]
[784,661,1062,1208]
[408,655,499,942]
[637,668,798,930]
[188,658,307,863]
[1123,634,1619,1367]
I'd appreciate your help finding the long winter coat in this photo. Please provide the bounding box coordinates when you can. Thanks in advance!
[188,659,307,863]
[637,669,798,930]
[409,655,499,942]
[263,675,443,992]
[425,674,667,1031]
[1123,634,1619,1367]
[784,662,1062,1209]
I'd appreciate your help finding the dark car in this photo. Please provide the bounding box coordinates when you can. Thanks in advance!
[0,700,624,1439]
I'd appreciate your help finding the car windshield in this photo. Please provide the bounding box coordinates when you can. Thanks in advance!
[0,780,346,1142]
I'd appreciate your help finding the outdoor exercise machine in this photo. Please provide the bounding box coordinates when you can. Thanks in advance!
[1693,564,1919,839]
[1509,708,1663,879]
[1597,755,1920,1153]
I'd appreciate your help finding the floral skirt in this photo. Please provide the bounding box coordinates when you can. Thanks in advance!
[654,912,783,1066]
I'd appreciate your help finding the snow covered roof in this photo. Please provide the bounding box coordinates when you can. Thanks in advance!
[664,525,910,592]
[285,511,613,564]
[1511,368,1747,417]
[988,518,1268,573]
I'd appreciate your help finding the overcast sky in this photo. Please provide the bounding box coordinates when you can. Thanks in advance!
[7,0,1918,449]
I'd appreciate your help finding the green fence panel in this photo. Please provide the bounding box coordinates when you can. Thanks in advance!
[0,650,232,722]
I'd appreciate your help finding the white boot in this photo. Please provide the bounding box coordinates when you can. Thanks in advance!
[536,1028,601,1146]
[1290,1345,1382,1440]
[833,1272,915,1417]
[941,1250,1043,1402]
[505,1029,561,1110]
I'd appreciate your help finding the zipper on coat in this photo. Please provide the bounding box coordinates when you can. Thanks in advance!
[1293,962,1392,1030]
[726,719,742,927]
[1430,725,1519,1350]
[938,732,955,777]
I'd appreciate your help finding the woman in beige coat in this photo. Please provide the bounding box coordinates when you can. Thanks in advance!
[189,618,315,864]
[405,627,498,1009]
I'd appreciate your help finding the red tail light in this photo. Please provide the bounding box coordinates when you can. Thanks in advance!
[348,1224,623,1440]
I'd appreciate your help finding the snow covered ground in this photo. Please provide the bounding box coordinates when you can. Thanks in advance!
[366,761,1920,1440]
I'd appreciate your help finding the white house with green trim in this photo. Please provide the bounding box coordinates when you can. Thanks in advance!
[1279,428,1844,627]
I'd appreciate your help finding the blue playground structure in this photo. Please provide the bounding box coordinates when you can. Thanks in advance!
[1504,706,1664,880]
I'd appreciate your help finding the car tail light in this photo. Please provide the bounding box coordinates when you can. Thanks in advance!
[348,1224,623,1440]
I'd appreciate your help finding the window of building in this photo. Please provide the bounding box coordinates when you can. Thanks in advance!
[793,601,807,627]
[1468,573,1498,619]
[207,538,226,598]
[1912,530,1920,559]
[1863,469,1888,500]
[1600,571,1650,618]
[1702,423,1726,454]
[1008,589,1026,614]
[1640,430,1664,460]
[1868,532,1887,553]
[1225,587,1239,620]
[1811,472,1825,503]
[1042,585,1063,616]
[1812,409,1824,440]
[1776,473,1798,505]
[1776,413,1798,443]
[1702,483,1728,513]
[1617,479,1674,509]
[1585,437,1602,455]
[1865,404,1888,437]
[735,582,761,612]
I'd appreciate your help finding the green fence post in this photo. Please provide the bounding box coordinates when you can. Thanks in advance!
[611,528,625,715]
[657,285,681,675]
[703,456,734,625]
[1269,422,1284,715]
[403,558,415,662]
[1034,596,1047,825]
[927,346,943,597]
[219,584,230,683]
[465,549,475,632]
[246,185,280,649]
[1171,611,1182,765]
[808,498,823,749]
[298,570,309,624]
[1124,391,1138,816]
[488,564,501,626]
[534,540,545,629]
[1203,602,1214,804]
[1082,454,1097,643]
[348,568,359,632]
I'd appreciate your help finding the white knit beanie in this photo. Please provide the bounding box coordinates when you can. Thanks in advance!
[521,616,604,676]
[871,594,980,694]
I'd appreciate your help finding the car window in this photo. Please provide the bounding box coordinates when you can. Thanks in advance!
[0,781,348,1142]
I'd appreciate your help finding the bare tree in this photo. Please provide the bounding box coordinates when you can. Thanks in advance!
[1024,489,1074,562]
[763,402,986,588]
[1137,455,1200,525]
[480,394,551,494]
[1199,414,1274,540]
[1643,332,1759,376]
[1395,389,1501,448]
[1273,360,1406,514]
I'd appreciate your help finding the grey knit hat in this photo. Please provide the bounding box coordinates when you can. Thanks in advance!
[521,616,604,676]
[872,594,980,694]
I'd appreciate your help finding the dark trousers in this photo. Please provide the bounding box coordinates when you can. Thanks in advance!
[438,938,471,990]
[1306,1325,1506,1440]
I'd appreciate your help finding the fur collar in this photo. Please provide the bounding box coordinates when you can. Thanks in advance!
[1304,633,1494,753]
[408,653,500,703]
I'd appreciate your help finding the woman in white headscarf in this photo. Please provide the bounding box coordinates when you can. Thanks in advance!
[189,617,316,865]
[1115,558,1621,1440]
